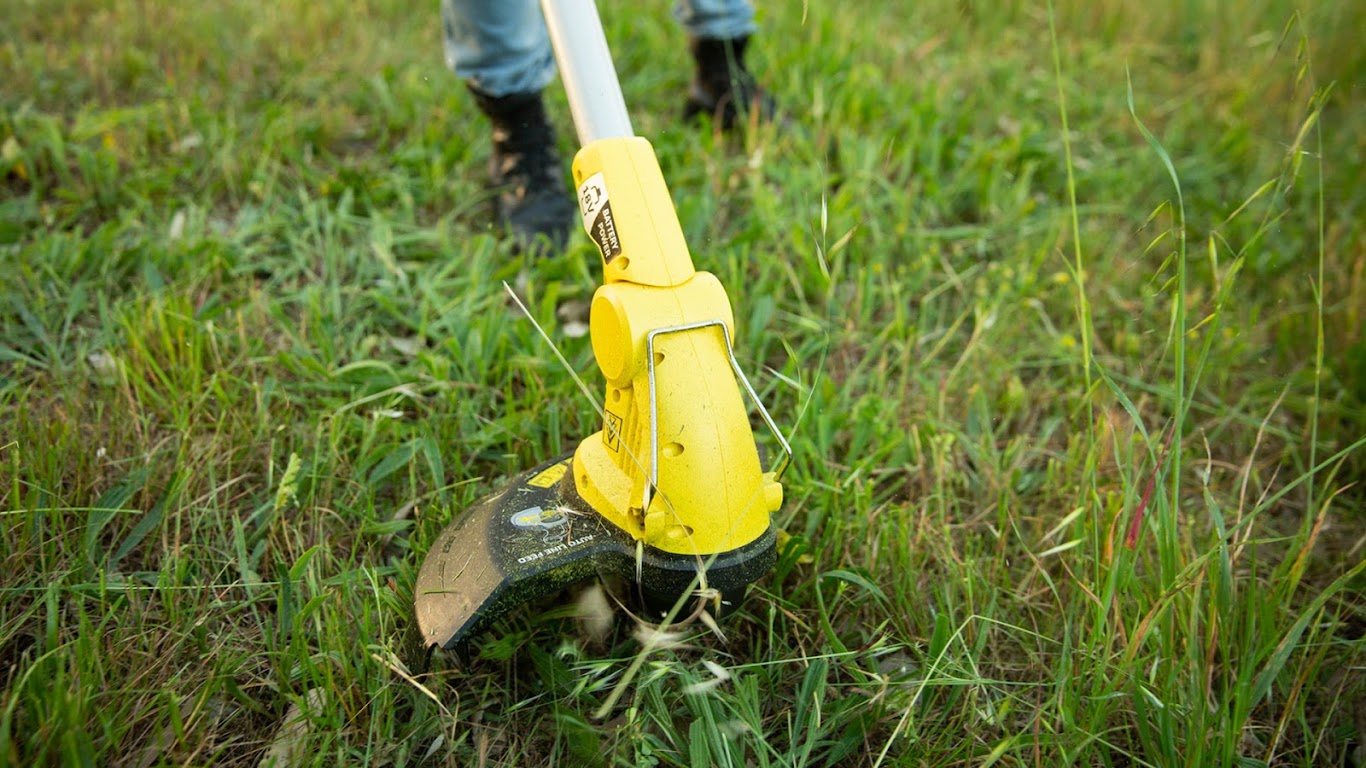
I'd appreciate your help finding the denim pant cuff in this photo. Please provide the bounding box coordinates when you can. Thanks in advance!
[443,0,757,98]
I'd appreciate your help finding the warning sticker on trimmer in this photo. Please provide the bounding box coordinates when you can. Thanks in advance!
[578,172,622,263]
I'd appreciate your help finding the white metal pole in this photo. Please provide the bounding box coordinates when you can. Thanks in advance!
[540,0,634,146]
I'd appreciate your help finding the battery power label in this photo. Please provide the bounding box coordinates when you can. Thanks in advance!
[577,172,622,263]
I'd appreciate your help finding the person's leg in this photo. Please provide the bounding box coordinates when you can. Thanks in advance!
[674,0,773,128]
[442,0,574,252]
[673,0,756,40]
[441,0,557,97]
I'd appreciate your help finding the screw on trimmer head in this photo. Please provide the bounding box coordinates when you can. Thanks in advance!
[410,0,789,659]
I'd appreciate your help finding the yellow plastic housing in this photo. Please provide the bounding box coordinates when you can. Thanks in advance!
[569,137,781,556]
[572,137,695,287]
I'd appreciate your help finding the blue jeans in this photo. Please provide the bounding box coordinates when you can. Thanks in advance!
[442,0,757,96]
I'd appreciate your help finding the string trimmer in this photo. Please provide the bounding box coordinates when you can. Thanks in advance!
[413,0,789,653]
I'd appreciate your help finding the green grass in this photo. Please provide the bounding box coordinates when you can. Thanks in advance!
[3,0,1364,765]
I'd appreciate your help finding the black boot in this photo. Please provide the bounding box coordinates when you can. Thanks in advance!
[469,87,576,253]
[683,35,776,130]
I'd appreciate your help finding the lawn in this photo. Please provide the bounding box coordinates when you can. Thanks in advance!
[2,0,1364,765]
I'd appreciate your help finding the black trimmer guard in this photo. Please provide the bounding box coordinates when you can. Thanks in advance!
[413,453,776,653]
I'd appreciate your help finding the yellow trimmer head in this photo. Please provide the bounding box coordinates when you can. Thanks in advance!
[412,0,788,654]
